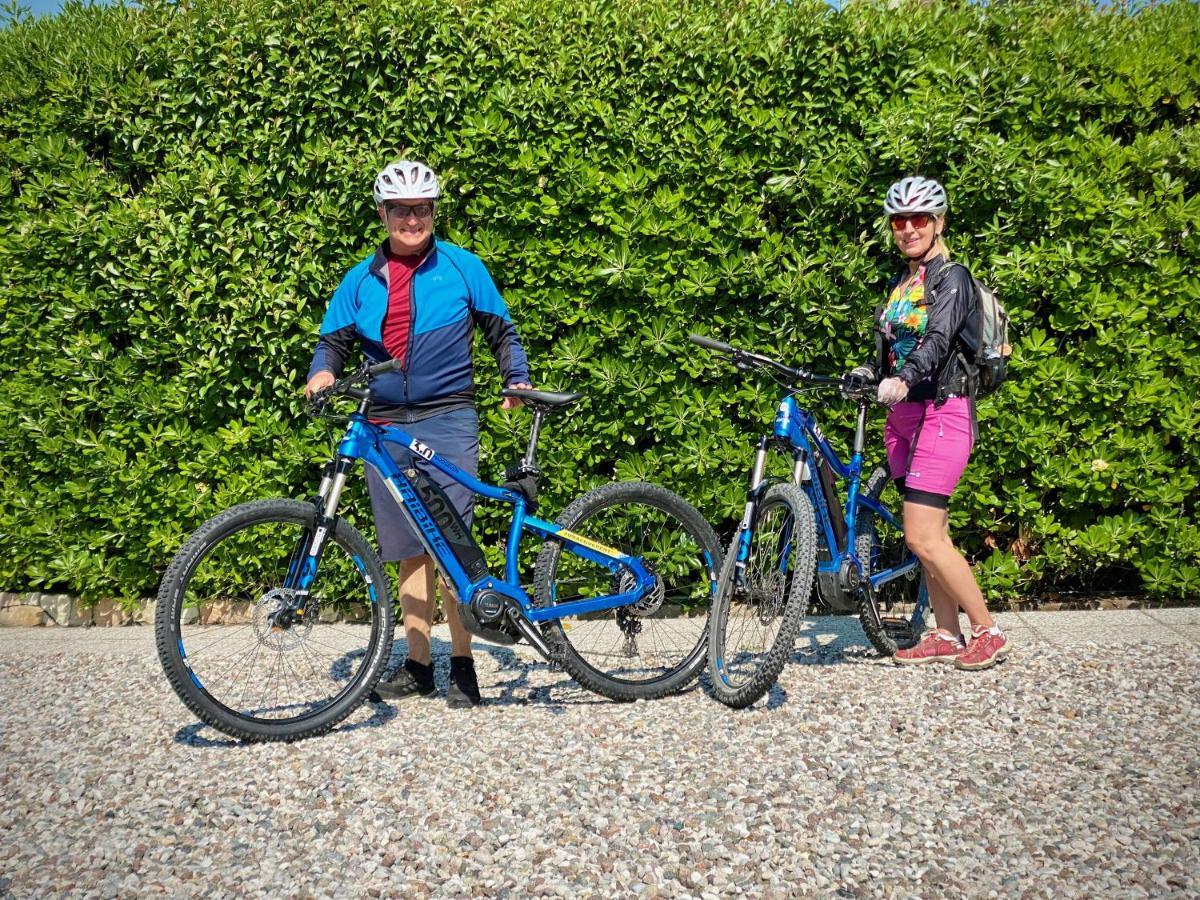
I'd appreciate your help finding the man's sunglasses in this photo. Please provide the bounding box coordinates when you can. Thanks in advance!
[889,213,933,230]
[385,202,435,220]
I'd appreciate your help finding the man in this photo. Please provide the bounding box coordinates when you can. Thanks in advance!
[306,160,532,707]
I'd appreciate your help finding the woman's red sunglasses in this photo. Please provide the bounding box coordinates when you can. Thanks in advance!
[889,213,933,230]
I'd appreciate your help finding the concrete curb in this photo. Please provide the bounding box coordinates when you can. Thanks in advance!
[0,592,150,627]
[1,590,1195,628]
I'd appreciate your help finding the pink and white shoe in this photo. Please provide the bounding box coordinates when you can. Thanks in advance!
[954,626,1011,670]
[892,631,964,666]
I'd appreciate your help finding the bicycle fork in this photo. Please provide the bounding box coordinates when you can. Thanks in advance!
[275,457,354,625]
[732,437,771,579]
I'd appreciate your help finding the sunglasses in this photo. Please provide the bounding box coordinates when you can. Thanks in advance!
[385,202,435,220]
[889,213,933,230]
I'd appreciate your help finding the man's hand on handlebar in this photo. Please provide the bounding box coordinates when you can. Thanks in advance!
[305,370,336,399]
[304,359,399,408]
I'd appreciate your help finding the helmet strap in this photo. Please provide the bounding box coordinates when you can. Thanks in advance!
[920,219,944,260]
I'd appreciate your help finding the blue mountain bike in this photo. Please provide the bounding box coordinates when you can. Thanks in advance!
[156,359,720,741]
[689,336,929,708]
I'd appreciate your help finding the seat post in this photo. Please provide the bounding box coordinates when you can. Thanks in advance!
[524,409,545,467]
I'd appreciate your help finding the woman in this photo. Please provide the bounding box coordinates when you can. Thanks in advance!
[849,176,1009,670]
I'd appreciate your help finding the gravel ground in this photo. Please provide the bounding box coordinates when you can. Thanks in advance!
[0,611,1197,898]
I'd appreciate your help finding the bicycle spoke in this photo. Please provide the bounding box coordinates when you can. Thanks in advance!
[169,512,382,725]
[537,486,716,694]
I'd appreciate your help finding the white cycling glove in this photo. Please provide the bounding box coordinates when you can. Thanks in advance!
[877,377,910,406]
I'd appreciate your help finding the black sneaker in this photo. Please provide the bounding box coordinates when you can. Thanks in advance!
[447,656,482,708]
[372,659,436,702]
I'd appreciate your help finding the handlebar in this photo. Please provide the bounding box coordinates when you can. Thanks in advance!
[689,334,733,353]
[308,358,404,410]
[366,358,403,377]
[688,333,845,389]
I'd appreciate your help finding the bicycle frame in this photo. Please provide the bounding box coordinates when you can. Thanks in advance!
[286,411,657,624]
[739,394,920,596]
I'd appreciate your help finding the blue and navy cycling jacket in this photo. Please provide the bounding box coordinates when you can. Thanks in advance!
[308,238,531,423]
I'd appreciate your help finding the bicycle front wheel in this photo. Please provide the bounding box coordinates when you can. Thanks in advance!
[707,483,817,709]
[155,499,395,742]
[531,482,721,701]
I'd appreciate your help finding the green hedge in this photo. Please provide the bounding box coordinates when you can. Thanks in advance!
[1,0,1198,605]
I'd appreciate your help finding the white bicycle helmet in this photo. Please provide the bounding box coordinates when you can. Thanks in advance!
[883,176,948,216]
[373,160,441,204]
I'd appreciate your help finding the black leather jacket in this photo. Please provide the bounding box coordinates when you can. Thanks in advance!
[871,254,979,404]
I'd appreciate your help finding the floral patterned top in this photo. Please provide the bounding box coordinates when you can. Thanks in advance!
[878,265,929,375]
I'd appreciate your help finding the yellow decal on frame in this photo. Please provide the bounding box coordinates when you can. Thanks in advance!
[555,528,623,559]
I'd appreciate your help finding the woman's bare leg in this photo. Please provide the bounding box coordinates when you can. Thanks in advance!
[903,502,993,631]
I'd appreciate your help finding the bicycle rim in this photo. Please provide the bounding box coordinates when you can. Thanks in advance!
[710,493,807,693]
[160,507,388,733]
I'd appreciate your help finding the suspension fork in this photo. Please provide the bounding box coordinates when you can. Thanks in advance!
[733,437,772,582]
[283,456,354,597]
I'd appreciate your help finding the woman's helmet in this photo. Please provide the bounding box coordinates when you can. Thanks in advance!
[373,160,441,204]
[883,176,948,216]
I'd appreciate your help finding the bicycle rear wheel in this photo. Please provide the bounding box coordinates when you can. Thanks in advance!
[155,499,395,742]
[855,468,930,655]
[531,482,720,701]
[707,483,817,709]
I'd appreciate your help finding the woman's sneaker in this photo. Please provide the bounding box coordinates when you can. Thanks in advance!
[955,626,1011,670]
[892,630,964,666]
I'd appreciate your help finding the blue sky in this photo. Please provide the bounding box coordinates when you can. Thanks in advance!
[10,0,81,16]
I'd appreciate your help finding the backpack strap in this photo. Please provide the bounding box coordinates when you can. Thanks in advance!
[923,259,969,303]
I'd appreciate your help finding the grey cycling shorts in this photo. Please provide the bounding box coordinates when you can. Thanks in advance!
[364,408,480,562]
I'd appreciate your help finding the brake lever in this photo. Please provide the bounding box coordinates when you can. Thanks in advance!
[305,390,333,418]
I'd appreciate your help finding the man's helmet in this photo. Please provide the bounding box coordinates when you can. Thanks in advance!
[883,176,948,216]
[373,160,441,204]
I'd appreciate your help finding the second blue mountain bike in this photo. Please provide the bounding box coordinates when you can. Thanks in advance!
[690,335,929,708]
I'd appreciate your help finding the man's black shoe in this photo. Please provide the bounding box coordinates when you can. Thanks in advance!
[447,656,482,708]
[373,659,436,701]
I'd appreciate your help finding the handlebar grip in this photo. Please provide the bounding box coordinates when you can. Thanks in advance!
[805,373,843,386]
[367,358,402,376]
[689,333,733,353]
[308,385,370,409]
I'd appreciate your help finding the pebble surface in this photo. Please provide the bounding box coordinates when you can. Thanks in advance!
[0,617,1196,898]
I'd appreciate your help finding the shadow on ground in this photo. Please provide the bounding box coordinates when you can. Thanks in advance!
[172,631,636,746]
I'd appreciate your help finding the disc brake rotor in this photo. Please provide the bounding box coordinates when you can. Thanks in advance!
[617,562,665,617]
[253,588,315,651]
[753,570,787,625]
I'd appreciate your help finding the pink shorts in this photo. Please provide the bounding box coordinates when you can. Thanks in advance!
[884,397,975,508]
